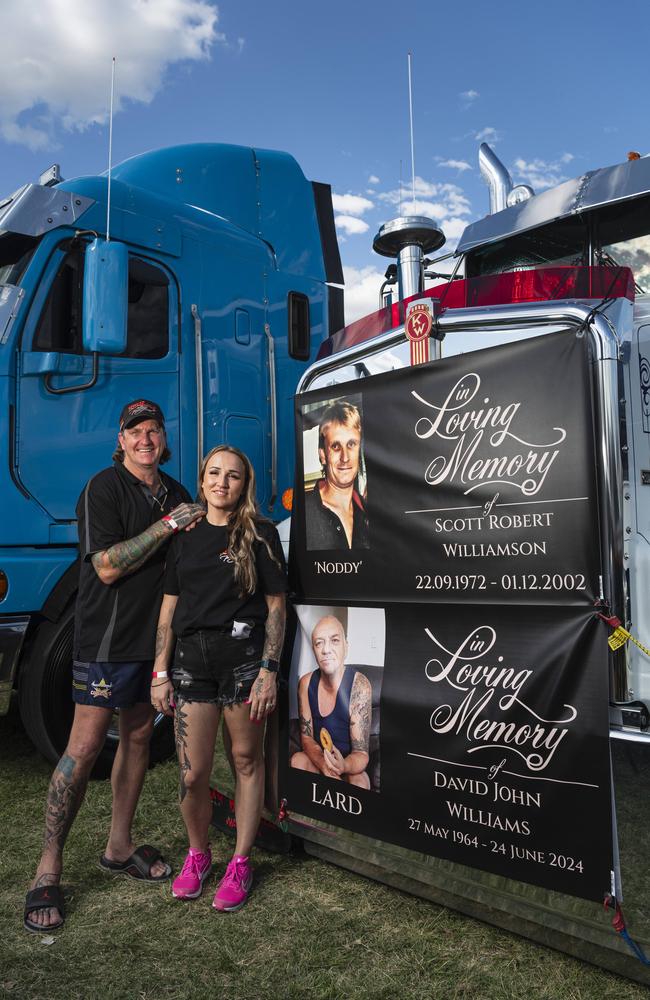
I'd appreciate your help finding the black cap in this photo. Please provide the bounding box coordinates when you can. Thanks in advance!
[119,399,165,431]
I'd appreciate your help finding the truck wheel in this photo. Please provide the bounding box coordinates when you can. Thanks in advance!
[18,603,175,779]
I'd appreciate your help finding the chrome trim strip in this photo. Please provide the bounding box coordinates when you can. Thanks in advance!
[610,728,650,744]
[191,304,204,463]
[265,322,278,509]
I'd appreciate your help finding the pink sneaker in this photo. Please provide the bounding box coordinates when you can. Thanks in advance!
[212,855,253,912]
[172,848,212,900]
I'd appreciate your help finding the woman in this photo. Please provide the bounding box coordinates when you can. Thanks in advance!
[151,445,287,911]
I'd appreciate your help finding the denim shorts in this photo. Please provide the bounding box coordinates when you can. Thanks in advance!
[72,660,152,708]
[171,627,264,705]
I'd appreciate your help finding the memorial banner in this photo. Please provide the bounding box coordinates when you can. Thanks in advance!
[282,328,616,902]
[283,603,613,901]
[290,330,601,605]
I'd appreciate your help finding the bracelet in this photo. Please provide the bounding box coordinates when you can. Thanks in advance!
[151,680,169,688]
[260,658,279,673]
[162,515,179,533]
[152,671,168,679]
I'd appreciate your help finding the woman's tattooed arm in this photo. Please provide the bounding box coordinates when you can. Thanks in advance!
[152,594,178,673]
[261,594,286,662]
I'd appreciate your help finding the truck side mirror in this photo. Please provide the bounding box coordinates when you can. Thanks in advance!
[82,238,128,355]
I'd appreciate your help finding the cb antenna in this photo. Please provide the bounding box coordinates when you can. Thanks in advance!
[399,159,403,216]
[106,56,116,242]
[407,51,416,212]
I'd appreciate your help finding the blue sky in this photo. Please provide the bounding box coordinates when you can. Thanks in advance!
[1,0,648,320]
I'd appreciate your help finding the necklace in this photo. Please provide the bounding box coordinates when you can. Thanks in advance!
[149,480,169,512]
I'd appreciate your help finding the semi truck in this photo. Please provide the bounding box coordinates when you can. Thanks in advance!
[281,144,650,984]
[0,142,342,775]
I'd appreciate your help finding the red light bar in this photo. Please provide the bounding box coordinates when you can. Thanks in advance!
[319,265,634,360]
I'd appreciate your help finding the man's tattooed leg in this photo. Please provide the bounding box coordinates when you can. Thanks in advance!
[42,753,87,858]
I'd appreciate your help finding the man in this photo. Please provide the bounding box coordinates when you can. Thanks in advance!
[24,399,205,933]
[305,401,369,550]
[291,615,372,789]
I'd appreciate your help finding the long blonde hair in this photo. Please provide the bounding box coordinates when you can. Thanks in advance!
[198,445,280,595]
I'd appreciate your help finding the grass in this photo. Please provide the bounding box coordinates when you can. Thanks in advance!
[1,700,648,1000]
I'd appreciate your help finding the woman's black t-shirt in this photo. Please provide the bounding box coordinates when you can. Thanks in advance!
[164,518,287,636]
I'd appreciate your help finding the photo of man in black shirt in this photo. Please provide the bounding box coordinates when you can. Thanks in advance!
[24,399,204,934]
[305,399,369,551]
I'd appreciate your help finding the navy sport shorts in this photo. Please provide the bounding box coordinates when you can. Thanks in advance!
[72,660,152,708]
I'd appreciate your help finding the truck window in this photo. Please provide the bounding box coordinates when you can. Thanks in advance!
[600,235,649,293]
[33,248,170,357]
[0,232,40,286]
[288,291,311,360]
[32,246,84,354]
[124,256,169,359]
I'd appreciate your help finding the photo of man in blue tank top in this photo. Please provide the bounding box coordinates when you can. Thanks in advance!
[291,615,372,788]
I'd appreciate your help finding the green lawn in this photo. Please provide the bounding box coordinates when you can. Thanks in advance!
[1,701,647,1000]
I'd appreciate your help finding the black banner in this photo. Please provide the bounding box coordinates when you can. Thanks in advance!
[290,331,600,605]
[283,603,613,901]
[283,330,615,902]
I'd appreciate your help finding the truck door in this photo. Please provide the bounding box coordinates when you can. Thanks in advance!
[15,241,181,523]
[199,247,270,509]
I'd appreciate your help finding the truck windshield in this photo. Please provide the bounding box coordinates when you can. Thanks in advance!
[0,231,40,286]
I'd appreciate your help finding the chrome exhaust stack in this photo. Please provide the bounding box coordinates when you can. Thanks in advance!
[479,143,535,214]
[479,143,513,214]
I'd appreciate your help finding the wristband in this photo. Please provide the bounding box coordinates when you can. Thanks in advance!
[260,658,279,673]
[152,671,168,679]
[162,515,179,533]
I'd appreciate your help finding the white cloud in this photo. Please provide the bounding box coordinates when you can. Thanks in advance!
[511,156,574,190]
[460,89,479,104]
[343,265,385,323]
[0,0,223,149]
[378,176,471,219]
[438,158,472,172]
[475,127,502,143]
[368,174,380,185]
[335,215,369,236]
[331,193,374,216]
[606,235,650,290]
[374,175,471,249]
[441,217,469,241]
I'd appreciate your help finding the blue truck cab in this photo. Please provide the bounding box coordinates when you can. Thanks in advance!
[0,143,342,771]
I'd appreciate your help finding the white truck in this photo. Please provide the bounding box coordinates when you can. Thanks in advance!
[281,144,650,986]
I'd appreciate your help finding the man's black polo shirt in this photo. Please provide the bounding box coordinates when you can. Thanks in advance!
[74,461,191,662]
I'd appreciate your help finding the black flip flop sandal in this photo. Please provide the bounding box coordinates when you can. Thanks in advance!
[24,884,65,934]
[99,844,171,881]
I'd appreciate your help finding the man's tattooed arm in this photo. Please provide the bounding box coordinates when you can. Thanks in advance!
[299,714,313,738]
[261,594,286,662]
[296,673,330,774]
[348,672,372,761]
[91,502,205,585]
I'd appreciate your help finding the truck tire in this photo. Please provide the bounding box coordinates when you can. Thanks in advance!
[18,602,175,779]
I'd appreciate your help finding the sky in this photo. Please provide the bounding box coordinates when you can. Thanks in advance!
[1,0,649,322]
